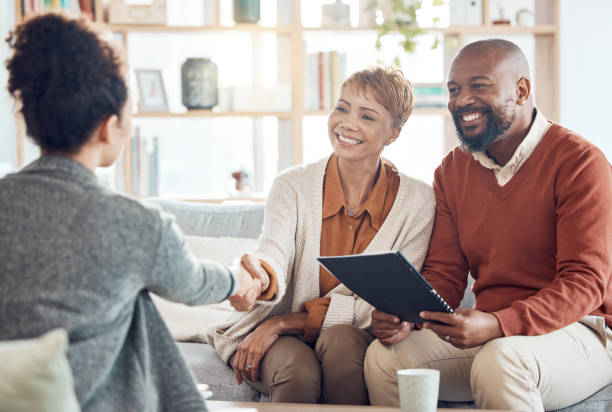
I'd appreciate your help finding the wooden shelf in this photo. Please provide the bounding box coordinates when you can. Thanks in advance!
[173,196,266,203]
[439,24,557,35]
[304,107,449,117]
[302,26,378,32]
[133,110,292,119]
[304,110,331,116]
[106,24,294,34]
[303,25,556,35]
[412,107,450,116]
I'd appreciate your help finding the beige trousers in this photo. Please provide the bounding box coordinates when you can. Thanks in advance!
[237,324,374,404]
[365,322,612,411]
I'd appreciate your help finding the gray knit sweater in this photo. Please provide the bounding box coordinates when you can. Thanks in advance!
[0,156,237,412]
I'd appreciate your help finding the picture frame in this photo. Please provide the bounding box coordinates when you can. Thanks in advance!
[135,69,168,112]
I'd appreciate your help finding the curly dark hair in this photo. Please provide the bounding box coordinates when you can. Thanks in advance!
[6,13,127,153]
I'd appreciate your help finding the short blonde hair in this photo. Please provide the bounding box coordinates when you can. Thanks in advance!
[341,66,414,128]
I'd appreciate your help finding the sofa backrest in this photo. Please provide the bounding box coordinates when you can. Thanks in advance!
[144,198,265,239]
[145,198,475,309]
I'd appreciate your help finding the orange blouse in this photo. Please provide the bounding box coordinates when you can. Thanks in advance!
[303,155,400,341]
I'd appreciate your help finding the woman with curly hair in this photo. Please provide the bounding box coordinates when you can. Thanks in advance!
[0,13,268,412]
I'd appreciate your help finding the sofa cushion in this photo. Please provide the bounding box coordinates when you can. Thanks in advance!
[552,386,612,412]
[184,235,258,266]
[178,342,267,402]
[439,385,612,411]
[151,295,236,342]
[0,329,81,412]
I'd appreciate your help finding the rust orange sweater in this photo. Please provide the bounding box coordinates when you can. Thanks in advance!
[422,124,612,336]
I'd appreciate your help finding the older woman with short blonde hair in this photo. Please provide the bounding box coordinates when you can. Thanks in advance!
[208,66,435,404]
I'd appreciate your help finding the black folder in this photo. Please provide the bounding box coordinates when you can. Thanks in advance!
[317,251,454,324]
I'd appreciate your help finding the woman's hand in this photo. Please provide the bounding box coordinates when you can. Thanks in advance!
[371,309,413,345]
[227,253,270,311]
[232,317,282,384]
[232,312,307,384]
[240,253,270,292]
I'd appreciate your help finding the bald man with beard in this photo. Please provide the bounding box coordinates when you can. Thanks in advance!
[364,39,612,411]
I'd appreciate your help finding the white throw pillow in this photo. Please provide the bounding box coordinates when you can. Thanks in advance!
[153,236,258,342]
[0,329,81,412]
[184,235,258,266]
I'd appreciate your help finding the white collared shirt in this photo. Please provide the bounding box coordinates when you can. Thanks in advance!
[472,109,551,186]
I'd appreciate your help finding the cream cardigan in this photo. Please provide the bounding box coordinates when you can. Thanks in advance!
[207,156,436,363]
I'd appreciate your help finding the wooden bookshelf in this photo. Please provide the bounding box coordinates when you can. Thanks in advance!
[303,25,556,35]
[107,24,294,33]
[133,110,293,119]
[13,0,560,200]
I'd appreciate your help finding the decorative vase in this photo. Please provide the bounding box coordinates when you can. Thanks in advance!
[233,0,260,24]
[181,57,218,110]
[322,0,351,27]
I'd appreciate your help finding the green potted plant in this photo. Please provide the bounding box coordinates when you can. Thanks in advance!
[367,0,444,64]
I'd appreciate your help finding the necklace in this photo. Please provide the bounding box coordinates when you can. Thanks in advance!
[347,202,362,217]
[342,164,380,223]
[347,206,359,231]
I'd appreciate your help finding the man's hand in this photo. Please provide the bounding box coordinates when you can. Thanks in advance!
[420,308,503,349]
[227,253,270,311]
[232,317,282,384]
[371,309,413,346]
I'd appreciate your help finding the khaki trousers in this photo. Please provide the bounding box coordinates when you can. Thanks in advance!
[364,322,612,411]
[237,324,374,404]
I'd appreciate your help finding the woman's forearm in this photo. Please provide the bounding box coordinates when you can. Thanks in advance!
[265,312,307,335]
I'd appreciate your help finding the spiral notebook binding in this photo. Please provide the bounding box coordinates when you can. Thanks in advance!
[429,287,454,313]
[396,251,455,314]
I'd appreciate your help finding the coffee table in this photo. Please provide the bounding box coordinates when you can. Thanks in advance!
[206,400,507,411]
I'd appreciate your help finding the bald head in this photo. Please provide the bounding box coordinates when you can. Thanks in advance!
[455,39,531,82]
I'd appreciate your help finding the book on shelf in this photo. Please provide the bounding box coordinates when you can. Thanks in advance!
[113,147,126,193]
[305,51,347,111]
[202,0,217,26]
[320,51,329,110]
[413,83,446,108]
[449,0,482,26]
[277,0,291,26]
[78,0,93,19]
[129,127,160,198]
[21,0,95,19]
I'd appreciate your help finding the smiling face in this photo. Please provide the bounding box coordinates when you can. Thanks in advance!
[447,49,520,152]
[327,84,400,164]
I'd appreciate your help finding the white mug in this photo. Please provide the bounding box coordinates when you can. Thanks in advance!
[397,369,440,412]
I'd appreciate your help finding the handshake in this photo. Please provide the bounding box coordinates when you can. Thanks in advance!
[227,253,271,311]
